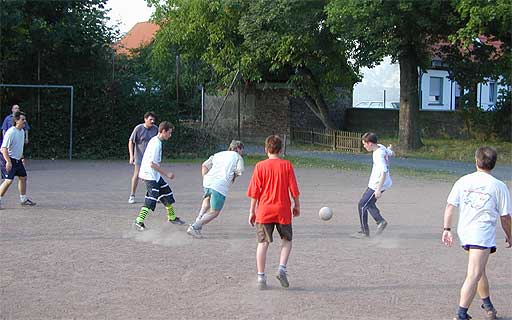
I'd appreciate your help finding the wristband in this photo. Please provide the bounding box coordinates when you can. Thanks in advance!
[443,227,451,231]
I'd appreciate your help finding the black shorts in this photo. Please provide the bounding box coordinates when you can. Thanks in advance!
[1,157,26,179]
[462,244,496,254]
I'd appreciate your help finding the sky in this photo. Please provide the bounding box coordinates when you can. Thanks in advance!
[105,0,155,34]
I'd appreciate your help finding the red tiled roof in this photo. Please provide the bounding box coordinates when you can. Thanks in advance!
[431,36,503,61]
[114,22,160,56]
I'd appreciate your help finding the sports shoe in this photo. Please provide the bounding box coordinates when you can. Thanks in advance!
[128,195,136,204]
[20,198,36,206]
[169,216,186,225]
[375,220,388,235]
[350,231,369,239]
[453,314,472,320]
[186,225,203,238]
[133,221,146,231]
[257,276,267,290]
[276,269,289,288]
[481,304,497,320]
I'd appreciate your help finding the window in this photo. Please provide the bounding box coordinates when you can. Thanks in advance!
[429,77,443,104]
[489,82,497,103]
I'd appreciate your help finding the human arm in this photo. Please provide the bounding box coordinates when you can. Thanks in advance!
[249,198,257,226]
[442,203,457,247]
[374,171,386,199]
[128,140,135,164]
[500,214,511,248]
[232,155,244,183]
[292,196,300,217]
[150,161,174,180]
[201,156,213,177]
[24,129,29,144]
[1,147,11,172]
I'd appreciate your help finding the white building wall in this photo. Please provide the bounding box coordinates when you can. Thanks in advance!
[353,56,509,111]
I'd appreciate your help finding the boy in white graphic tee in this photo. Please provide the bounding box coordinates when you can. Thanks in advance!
[186,140,244,238]
[351,132,393,238]
[133,121,185,231]
[442,146,511,320]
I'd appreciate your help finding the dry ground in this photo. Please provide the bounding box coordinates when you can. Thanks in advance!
[1,160,511,320]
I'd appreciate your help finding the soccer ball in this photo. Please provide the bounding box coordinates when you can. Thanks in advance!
[319,207,333,221]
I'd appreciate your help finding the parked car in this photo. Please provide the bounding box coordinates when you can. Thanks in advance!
[353,101,399,109]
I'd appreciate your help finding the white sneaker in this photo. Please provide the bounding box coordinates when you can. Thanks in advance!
[128,195,135,204]
[186,225,203,238]
[257,276,267,290]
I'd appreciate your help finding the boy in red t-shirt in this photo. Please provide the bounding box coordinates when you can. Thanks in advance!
[247,135,300,290]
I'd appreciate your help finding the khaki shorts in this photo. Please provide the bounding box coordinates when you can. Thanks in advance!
[256,223,293,243]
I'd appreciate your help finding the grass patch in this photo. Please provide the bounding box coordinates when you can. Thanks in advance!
[290,138,512,164]
[379,137,512,164]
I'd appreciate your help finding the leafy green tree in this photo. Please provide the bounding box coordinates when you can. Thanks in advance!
[148,0,358,129]
[326,0,461,150]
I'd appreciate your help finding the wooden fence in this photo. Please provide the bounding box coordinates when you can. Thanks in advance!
[291,127,362,152]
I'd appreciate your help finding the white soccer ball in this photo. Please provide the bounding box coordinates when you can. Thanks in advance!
[319,207,333,221]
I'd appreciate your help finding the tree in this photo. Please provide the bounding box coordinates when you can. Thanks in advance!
[148,0,358,129]
[326,0,461,150]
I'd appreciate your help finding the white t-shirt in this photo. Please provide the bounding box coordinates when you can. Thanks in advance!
[368,144,392,191]
[1,126,25,160]
[138,136,162,181]
[202,150,244,196]
[447,171,511,247]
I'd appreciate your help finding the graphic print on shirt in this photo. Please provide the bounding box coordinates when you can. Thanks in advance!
[463,187,491,210]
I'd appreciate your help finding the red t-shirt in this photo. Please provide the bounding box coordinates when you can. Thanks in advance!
[246,158,300,224]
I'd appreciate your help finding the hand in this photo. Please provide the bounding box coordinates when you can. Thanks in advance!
[293,206,300,217]
[25,138,29,145]
[442,230,454,247]
[248,212,256,226]
[129,156,134,164]
[5,162,12,172]
[167,172,175,180]
[505,237,511,248]
[21,158,27,166]
[374,190,382,199]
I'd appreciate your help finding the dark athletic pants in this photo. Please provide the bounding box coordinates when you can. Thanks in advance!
[358,187,385,236]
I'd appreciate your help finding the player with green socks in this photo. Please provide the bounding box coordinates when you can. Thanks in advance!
[133,121,185,231]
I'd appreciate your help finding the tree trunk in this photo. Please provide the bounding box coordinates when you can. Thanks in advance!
[398,53,423,151]
[296,66,340,130]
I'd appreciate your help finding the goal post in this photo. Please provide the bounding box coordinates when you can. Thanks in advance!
[0,83,74,160]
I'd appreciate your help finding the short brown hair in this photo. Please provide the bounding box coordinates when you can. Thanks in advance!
[265,135,282,154]
[475,146,497,170]
[362,132,378,144]
[12,111,25,126]
[158,121,174,133]
[144,111,156,119]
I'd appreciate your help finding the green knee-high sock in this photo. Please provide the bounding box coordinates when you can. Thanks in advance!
[166,204,177,221]
[136,207,150,223]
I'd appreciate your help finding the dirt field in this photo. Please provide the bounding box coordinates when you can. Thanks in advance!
[1,160,511,320]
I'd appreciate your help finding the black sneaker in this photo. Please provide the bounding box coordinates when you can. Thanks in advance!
[21,198,37,206]
[169,217,186,225]
[133,221,146,231]
[453,314,472,320]
[375,220,388,235]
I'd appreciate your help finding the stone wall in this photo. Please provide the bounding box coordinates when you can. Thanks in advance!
[204,87,291,141]
[344,108,469,138]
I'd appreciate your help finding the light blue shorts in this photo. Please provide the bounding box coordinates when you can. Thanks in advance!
[203,188,226,211]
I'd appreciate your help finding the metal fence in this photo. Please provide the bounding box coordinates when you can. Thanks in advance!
[291,127,362,152]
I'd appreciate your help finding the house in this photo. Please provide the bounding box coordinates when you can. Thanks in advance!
[113,21,160,56]
[353,39,510,111]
